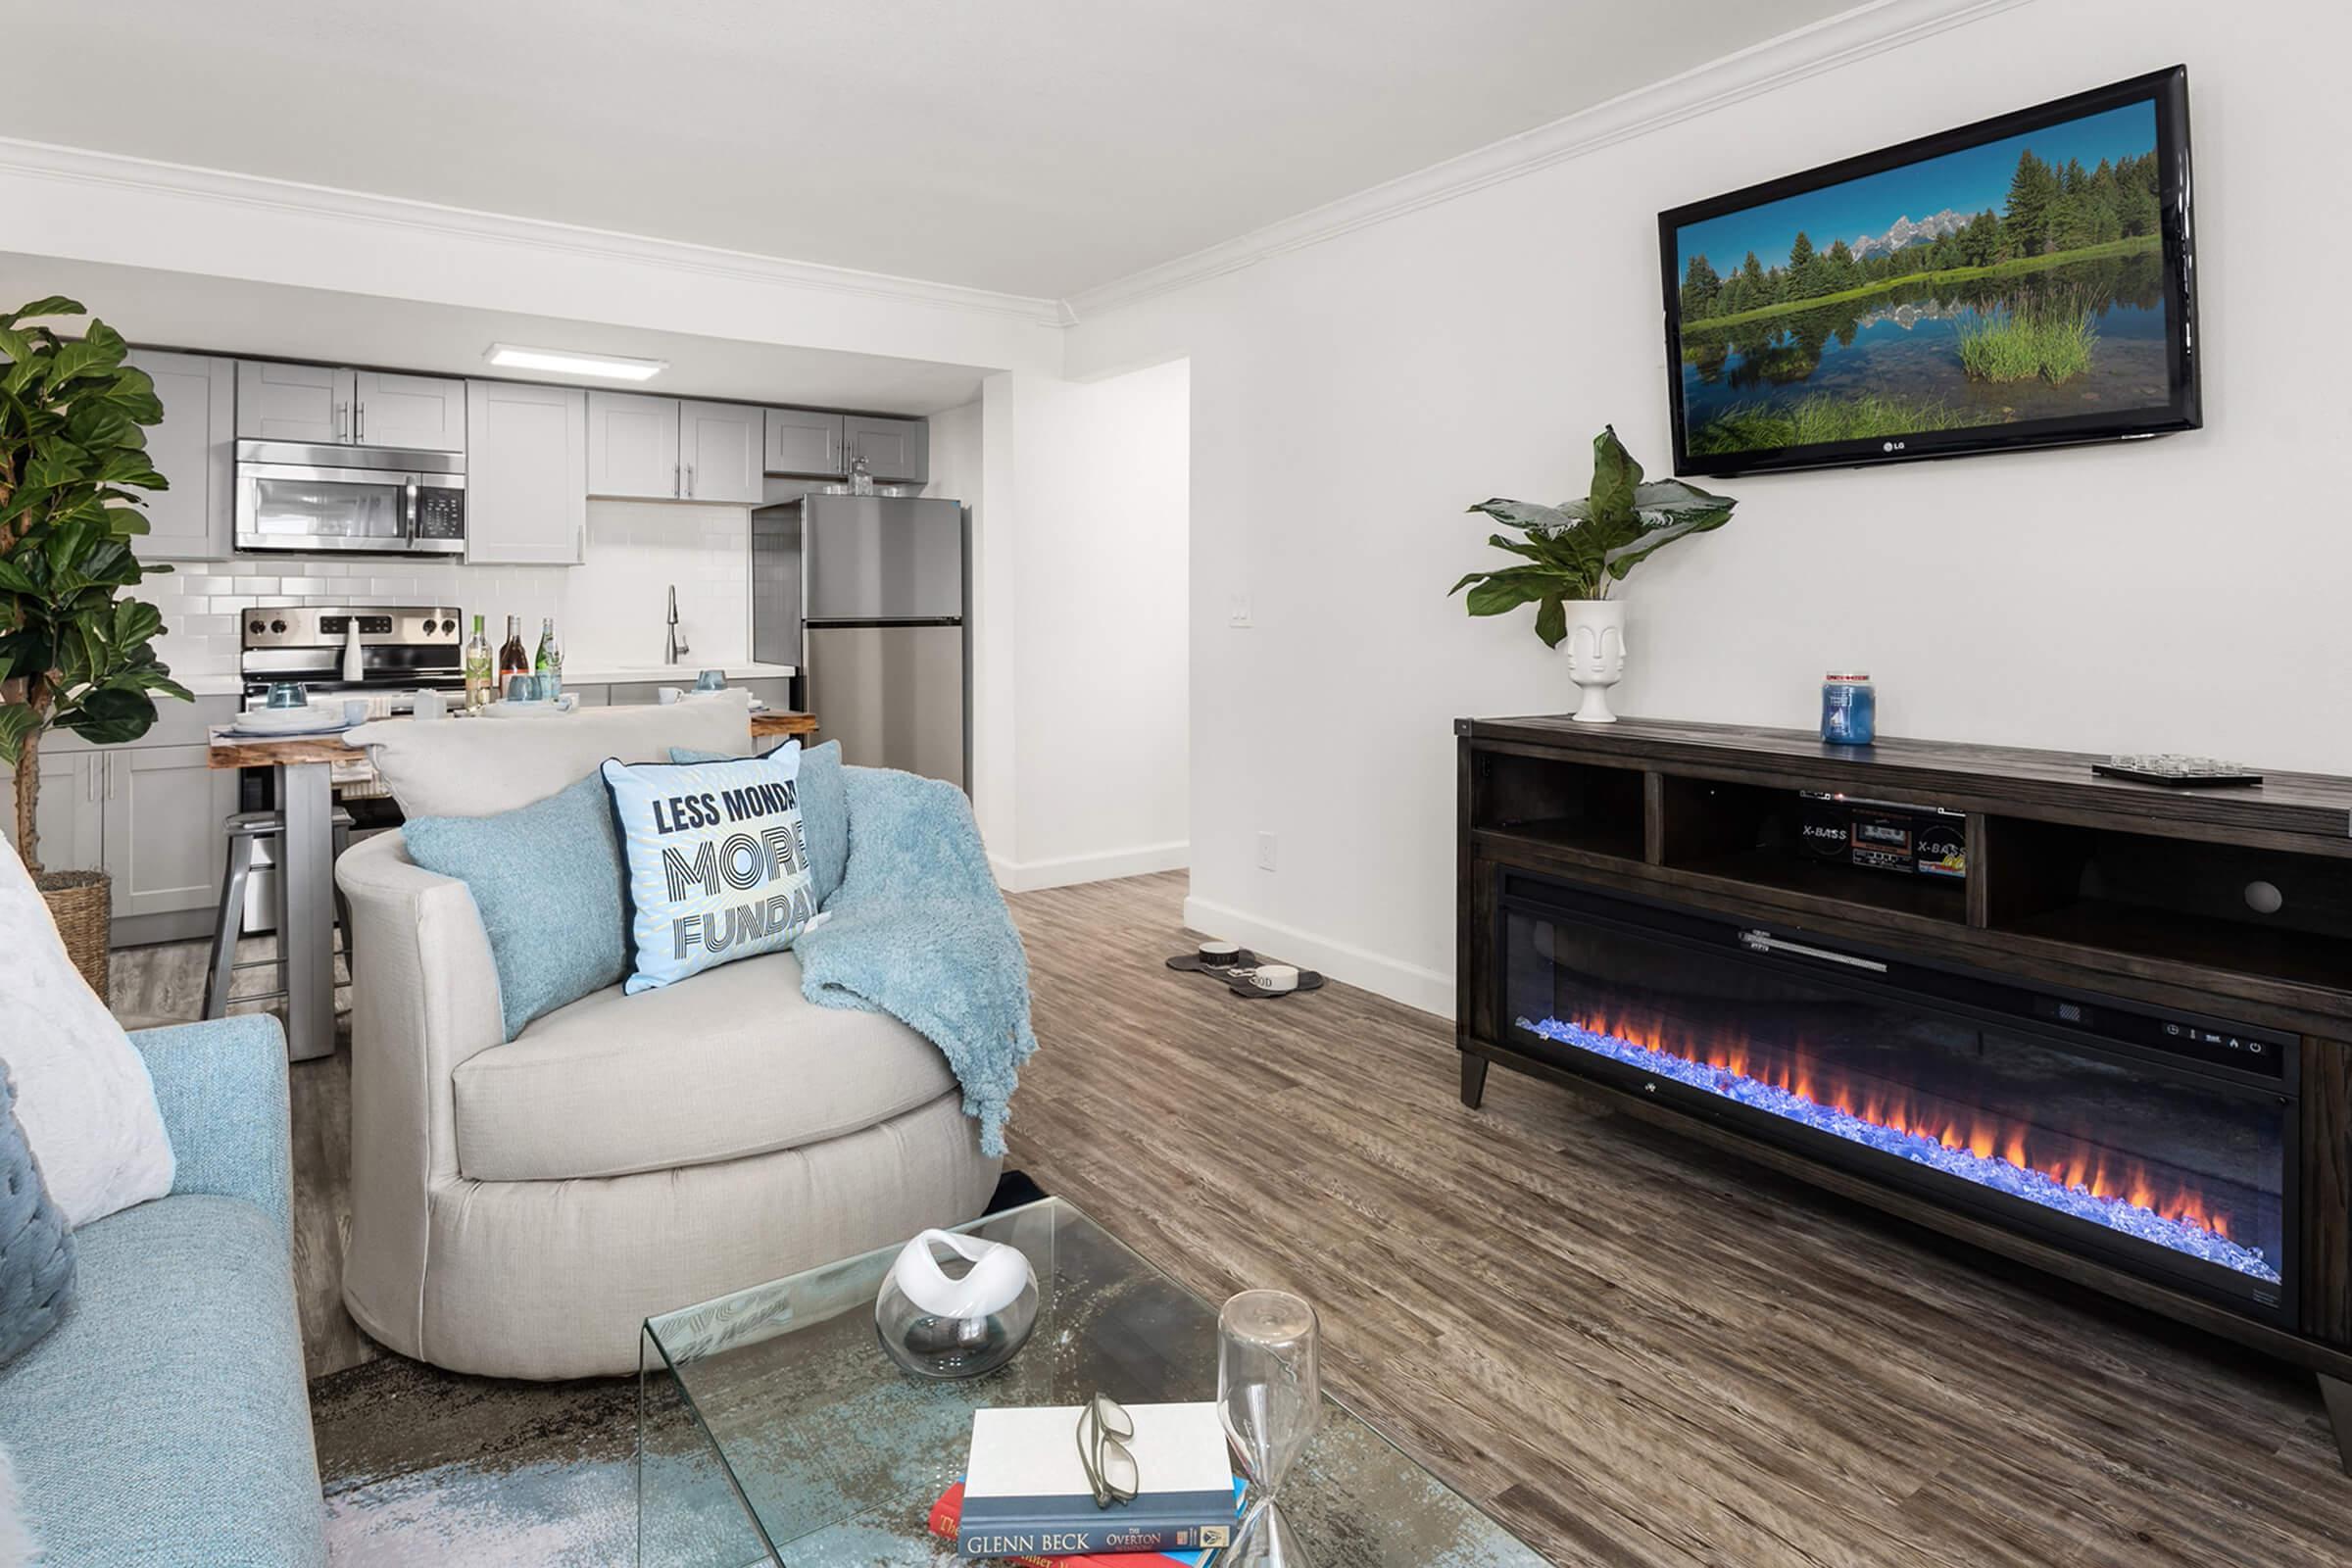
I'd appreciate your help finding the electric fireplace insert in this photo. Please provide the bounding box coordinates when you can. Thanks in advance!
[1500,873,2296,1321]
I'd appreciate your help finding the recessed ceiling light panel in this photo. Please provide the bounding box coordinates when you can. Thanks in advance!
[484,343,668,381]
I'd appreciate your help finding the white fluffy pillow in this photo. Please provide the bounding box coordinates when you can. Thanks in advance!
[0,1441,35,1565]
[0,835,173,1228]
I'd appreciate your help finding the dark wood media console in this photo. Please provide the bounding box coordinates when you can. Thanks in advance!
[1454,713,2352,1469]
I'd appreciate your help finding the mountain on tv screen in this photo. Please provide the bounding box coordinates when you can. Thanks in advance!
[1659,68,2199,477]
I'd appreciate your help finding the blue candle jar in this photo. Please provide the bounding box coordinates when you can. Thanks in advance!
[1821,671,1876,746]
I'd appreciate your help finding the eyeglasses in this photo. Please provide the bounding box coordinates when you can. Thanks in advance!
[1074,1393,1139,1509]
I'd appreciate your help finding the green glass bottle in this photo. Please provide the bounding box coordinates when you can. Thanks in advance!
[462,614,494,712]
[533,616,564,699]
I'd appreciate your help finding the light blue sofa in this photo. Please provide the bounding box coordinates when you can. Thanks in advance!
[0,1015,326,1566]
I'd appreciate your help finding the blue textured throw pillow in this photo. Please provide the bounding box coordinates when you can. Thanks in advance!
[603,750,819,994]
[671,738,846,907]
[0,1067,74,1367]
[403,771,627,1041]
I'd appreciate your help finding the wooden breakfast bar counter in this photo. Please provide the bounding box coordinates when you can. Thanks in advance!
[208,708,819,1060]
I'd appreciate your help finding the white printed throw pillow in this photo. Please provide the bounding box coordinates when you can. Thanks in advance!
[600,746,822,994]
[0,834,174,1228]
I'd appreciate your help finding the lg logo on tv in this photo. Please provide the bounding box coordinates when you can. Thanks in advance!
[1882,440,1907,453]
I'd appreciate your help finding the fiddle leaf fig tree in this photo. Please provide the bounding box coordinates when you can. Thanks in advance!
[0,297,190,875]
[1451,425,1737,647]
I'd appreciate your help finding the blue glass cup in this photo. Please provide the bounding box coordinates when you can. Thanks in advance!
[1822,672,1876,746]
[266,681,308,710]
[505,673,541,703]
[694,668,727,693]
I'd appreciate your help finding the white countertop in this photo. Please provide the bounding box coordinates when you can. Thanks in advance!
[177,662,795,698]
[563,661,797,685]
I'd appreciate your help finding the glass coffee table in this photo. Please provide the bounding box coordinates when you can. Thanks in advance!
[639,1197,1549,1566]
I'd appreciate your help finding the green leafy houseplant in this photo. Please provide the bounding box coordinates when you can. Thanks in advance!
[1451,425,1737,647]
[0,297,189,876]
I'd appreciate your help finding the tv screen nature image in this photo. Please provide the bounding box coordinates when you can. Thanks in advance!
[1668,96,2175,464]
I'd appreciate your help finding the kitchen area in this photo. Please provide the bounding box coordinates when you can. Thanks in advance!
[2,341,973,986]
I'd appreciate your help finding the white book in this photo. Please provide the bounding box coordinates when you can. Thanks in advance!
[961,1402,1238,1557]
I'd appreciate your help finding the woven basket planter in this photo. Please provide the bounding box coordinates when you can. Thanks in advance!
[36,870,111,1004]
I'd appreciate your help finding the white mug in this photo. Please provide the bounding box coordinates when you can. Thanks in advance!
[413,690,447,721]
[658,687,683,706]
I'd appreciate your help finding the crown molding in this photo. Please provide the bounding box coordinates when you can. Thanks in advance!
[1061,0,2034,323]
[0,136,1070,329]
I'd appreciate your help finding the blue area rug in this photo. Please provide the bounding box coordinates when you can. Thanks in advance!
[312,1173,1051,1565]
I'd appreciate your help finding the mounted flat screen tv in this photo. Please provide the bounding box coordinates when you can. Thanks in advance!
[1660,67,2198,477]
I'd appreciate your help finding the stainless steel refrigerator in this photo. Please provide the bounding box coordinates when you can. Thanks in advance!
[752,493,969,788]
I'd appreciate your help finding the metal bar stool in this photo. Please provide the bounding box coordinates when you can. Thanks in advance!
[202,807,357,1021]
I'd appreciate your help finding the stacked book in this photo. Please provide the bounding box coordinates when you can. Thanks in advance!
[942,1402,1242,1561]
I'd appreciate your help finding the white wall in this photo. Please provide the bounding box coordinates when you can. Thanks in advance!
[978,365,1192,889]
[1063,0,2352,1014]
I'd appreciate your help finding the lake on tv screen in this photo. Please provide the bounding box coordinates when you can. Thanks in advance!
[1671,100,2172,457]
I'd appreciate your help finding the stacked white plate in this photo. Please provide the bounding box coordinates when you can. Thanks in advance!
[224,706,353,738]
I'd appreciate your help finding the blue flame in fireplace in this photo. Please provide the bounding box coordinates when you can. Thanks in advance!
[1519,1014,2281,1285]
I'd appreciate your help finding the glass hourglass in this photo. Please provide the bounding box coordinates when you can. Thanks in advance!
[1217,1290,1322,1568]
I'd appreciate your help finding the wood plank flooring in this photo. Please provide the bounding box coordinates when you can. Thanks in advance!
[112,873,2352,1566]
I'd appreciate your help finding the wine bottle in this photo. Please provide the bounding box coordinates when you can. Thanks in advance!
[463,614,494,712]
[499,614,529,685]
[533,617,564,699]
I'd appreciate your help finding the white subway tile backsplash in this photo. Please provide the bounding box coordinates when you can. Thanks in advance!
[143,498,751,681]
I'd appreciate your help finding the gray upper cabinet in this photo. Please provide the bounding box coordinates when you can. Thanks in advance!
[763,408,845,477]
[236,361,352,444]
[678,401,762,504]
[128,350,234,561]
[587,391,682,500]
[466,380,587,565]
[235,361,466,451]
[843,415,929,485]
[351,370,466,451]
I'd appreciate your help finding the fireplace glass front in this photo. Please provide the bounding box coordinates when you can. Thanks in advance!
[1501,877,2294,1317]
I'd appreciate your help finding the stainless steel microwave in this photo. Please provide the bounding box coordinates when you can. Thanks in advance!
[234,439,466,555]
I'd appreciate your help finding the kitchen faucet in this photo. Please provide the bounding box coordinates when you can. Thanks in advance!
[665,585,690,665]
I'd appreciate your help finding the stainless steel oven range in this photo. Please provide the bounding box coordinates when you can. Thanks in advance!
[233,604,463,934]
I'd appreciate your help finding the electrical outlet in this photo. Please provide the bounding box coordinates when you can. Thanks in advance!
[1256,832,1278,871]
[1228,593,1253,628]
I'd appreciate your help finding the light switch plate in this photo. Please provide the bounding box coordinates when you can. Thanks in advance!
[1228,593,1253,628]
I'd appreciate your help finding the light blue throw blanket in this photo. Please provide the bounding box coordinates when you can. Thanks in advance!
[794,766,1037,1155]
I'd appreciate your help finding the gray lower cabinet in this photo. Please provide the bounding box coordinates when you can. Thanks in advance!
[4,699,241,943]
[102,746,237,922]
[2,751,108,876]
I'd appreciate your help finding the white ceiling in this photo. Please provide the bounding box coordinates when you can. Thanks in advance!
[0,0,1855,301]
[0,254,990,415]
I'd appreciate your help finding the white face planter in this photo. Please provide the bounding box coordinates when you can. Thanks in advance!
[875,1228,1041,1380]
[1560,601,1627,724]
